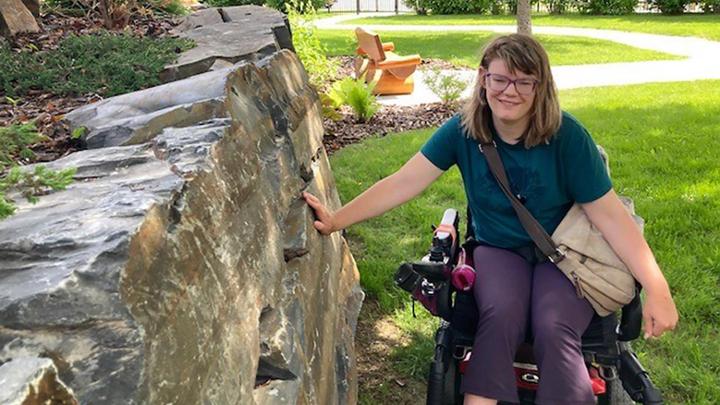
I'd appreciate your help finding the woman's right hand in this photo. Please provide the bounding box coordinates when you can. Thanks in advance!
[302,192,337,235]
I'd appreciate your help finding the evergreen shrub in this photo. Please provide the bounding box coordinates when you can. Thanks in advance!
[0,32,193,98]
[577,0,637,14]
[403,0,492,14]
[648,0,689,13]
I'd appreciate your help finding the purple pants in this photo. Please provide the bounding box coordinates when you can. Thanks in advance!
[460,245,595,405]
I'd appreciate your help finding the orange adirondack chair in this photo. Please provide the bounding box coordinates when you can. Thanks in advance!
[354,27,422,95]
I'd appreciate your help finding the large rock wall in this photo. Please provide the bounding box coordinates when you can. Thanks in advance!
[0,8,363,404]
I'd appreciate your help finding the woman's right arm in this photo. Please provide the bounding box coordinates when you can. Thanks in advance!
[303,152,445,235]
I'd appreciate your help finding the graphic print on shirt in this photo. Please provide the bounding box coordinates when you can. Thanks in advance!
[480,164,546,212]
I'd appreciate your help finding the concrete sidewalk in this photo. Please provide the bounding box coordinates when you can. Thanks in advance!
[316,13,720,105]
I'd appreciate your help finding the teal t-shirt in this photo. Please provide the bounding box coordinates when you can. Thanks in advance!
[420,112,612,249]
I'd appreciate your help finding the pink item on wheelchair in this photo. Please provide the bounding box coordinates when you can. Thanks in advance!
[451,247,476,291]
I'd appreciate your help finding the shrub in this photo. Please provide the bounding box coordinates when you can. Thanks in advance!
[265,0,327,12]
[701,0,720,12]
[403,0,492,14]
[423,68,469,106]
[546,0,572,13]
[0,123,76,220]
[577,0,637,14]
[328,77,379,123]
[402,0,429,14]
[286,1,338,89]
[0,32,193,98]
[647,0,689,13]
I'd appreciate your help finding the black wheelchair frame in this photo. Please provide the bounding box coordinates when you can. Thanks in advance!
[395,208,664,405]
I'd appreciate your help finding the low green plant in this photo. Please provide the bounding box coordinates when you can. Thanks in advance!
[319,93,343,121]
[44,0,188,16]
[0,32,193,98]
[286,0,339,89]
[143,0,189,15]
[0,123,76,220]
[422,67,470,106]
[0,166,77,220]
[328,77,379,123]
[0,122,46,169]
[200,0,264,7]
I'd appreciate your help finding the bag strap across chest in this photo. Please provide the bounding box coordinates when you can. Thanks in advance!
[479,142,565,264]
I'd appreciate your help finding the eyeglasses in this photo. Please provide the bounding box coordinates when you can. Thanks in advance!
[483,73,538,96]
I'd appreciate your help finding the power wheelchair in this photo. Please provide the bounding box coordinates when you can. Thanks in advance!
[394,208,664,405]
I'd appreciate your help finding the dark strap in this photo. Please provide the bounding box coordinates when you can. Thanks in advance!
[479,142,565,264]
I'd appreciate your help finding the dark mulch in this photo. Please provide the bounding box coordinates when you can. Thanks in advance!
[0,12,180,164]
[323,102,459,155]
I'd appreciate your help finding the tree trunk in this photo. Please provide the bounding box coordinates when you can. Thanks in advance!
[0,0,40,38]
[516,0,532,35]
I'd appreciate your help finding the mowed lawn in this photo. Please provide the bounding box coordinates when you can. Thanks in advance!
[348,13,720,42]
[317,29,681,67]
[330,80,720,404]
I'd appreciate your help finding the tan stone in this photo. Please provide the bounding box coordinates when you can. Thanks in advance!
[0,0,40,38]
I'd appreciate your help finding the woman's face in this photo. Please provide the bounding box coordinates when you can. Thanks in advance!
[481,59,537,127]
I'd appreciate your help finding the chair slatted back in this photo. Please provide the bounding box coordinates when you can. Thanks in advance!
[354,27,386,62]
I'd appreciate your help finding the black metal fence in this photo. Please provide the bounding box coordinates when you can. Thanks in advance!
[325,0,414,13]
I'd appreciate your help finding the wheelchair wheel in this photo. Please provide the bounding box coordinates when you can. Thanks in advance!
[426,352,460,405]
[598,376,635,405]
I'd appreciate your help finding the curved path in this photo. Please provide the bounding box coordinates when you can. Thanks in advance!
[316,13,720,105]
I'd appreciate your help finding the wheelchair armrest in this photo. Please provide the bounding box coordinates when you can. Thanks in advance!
[618,285,643,342]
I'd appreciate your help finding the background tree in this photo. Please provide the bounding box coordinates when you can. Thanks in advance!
[516,0,532,35]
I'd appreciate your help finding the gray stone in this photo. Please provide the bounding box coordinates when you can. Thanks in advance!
[161,6,294,83]
[0,357,77,405]
[1,49,361,405]
[66,68,230,149]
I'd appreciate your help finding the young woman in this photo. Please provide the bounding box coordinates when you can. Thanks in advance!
[303,34,678,405]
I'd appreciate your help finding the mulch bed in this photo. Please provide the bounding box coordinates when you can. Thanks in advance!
[0,11,180,164]
[323,56,462,154]
[323,102,459,154]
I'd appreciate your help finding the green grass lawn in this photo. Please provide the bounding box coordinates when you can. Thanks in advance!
[317,29,681,67]
[348,13,720,42]
[331,80,720,404]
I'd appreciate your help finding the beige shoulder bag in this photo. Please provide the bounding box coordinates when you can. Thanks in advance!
[479,142,637,316]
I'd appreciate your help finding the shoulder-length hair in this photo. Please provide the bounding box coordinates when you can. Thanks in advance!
[460,34,561,148]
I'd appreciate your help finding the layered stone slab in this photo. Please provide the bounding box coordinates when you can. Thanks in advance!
[161,5,294,83]
[1,48,362,405]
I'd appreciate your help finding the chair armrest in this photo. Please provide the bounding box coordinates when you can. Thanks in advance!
[377,54,422,69]
[381,41,395,52]
[356,42,395,56]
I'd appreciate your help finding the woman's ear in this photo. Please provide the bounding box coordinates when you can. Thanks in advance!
[478,66,486,86]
